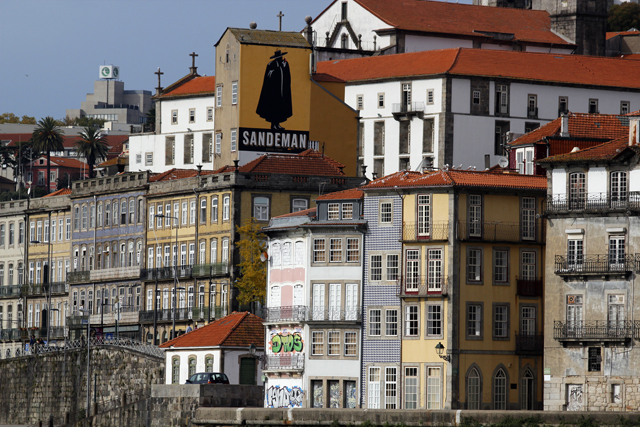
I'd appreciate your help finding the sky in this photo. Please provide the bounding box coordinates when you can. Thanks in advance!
[0,1,333,122]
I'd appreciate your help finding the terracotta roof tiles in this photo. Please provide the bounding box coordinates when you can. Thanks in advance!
[238,151,346,176]
[316,188,364,200]
[607,30,640,40]
[539,136,639,163]
[275,207,318,218]
[44,188,71,197]
[158,76,216,99]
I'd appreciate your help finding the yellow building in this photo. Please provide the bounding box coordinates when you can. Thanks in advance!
[25,189,72,343]
[363,168,547,410]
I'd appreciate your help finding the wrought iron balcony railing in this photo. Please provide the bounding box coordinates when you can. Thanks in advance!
[402,221,449,241]
[392,102,425,114]
[554,320,637,341]
[20,282,68,296]
[307,307,361,322]
[457,220,544,243]
[90,266,140,282]
[138,306,228,323]
[190,263,229,277]
[554,254,639,276]
[264,306,307,323]
[265,353,304,371]
[515,334,543,354]
[1,328,22,341]
[140,263,229,281]
[67,271,91,284]
[516,278,543,297]
[545,192,640,214]
[0,285,23,298]
[396,275,450,298]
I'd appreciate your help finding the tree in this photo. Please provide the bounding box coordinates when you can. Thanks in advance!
[31,117,64,193]
[235,218,267,305]
[0,113,36,124]
[75,127,109,179]
[608,2,640,32]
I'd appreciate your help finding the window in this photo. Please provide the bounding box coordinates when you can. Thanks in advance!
[386,254,399,281]
[172,357,180,384]
[222,195,230,221]
[171,110,178,125]
[588,347,602,372]
[559,96,569,115]
[66,218,71,240]
[417,194,431,237]
[369,309,381,336]
[148,205,154,229]
[473,90,480,105]
[427,367,441,409]
[567,238,584,270]
[378,93,385,108]
[494,121,509,155]
[467,303,482,339]
[527,94,537,118]
[524,122,540,134]
[121,200,127,225]
[427,304,442,337]
[608,294,625,328]
[328,203,339,220]
[521,306,536,336]
[493,369,507,409]
[493,304,509,339]
[589,99,599,114]
[609,235,626,268]
[427,88,434,105]
[427,249,442,291]
[566,295,583,332]
[145,153,153,166]
[211,196,218,223]
[374,121,385,156]
[230,129,237,152]
[291,198,308,212]
[207,107,213,122]
[346,238,359,262]
[253,196,269,221]
[329,238,342,262]
[231,81,238,105]
[216,86,222,107]
[405,305,418,337]
[496,84,508,114]
[385,367,397,409]
[370,255,382,281]
[184,134,194,164]
[165,136,175,165]
[200,199,206,224]
[356,94,363,110]
[405,249,419,291]
[311,380,324,408]
[19,222,24,244]
[130,200,135,224]
[313,239,326,262]
[405,367,418,409]
[493,249,508,283]
[202,133,212,163]
[469,194,482,237]
[522,197,536,240]
[368,367,381,409]
[182,202,187,225]
[81,206,88,229]
[569,172,586,209]
[379,201,392,224]
[312,331,324,355]
[621,101,630,115]
[328,331,340,355]
[611,171,628,208]
[341,1,348,19]
[467,248,482,283]
[344,331,357,356]
[215,133,222,154]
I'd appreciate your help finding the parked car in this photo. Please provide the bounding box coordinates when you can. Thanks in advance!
[186,372,230,385]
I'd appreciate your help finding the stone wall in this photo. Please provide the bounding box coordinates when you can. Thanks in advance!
[0,346,164,426]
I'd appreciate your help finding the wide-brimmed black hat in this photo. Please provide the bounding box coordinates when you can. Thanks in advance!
[270,50,288,59]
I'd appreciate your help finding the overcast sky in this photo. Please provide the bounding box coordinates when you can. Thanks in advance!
[0,1,332,121]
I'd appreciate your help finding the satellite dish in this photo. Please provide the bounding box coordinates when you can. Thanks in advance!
[498,157,508,168]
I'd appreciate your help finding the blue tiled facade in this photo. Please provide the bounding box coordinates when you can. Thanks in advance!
[361,193,402,407]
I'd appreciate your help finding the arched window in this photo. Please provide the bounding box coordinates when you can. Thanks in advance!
[205,355,213,373]
[188,356,197,377]
[467,366,481,409]
[521,367,535,410]
[172,357,180,384]
[493,368,507,410]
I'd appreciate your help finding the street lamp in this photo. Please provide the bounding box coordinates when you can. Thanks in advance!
[435,342,451,362]
[78,308,91,417]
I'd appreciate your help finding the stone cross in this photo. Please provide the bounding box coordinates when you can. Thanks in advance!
[189,52,198,75]
[155,67,164,95]
[277,11,284,31]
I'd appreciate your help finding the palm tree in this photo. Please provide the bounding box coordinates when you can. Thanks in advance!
[75,126,109,179]
[31,116,64,193]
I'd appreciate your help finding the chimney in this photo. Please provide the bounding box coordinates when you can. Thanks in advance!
[484,154,490,170]
[304,16,317,74]
[560,114,570,137]
[629,118,640,146]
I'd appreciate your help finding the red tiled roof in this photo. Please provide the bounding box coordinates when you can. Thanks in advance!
[539,136,639,163]
[159,311,264,348]
[44,188,71,197]
[509,113,630,147]
[149,168,216,182]
[318,48,640,90]
[0,133,32,144]
[239,150,346,176]
[31,156,87,169]
[316,188,364,200]
[607,30,640,40]
[312,73,345,83]
[352,0,572,46]
[99,156,128,167]
[362,168,547,191]
[275,207,317,218]
[158,76,216,99]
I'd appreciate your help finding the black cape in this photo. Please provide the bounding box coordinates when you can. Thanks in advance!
[256,58,292,124]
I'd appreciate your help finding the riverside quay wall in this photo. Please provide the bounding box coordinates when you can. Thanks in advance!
[0,346,164,426]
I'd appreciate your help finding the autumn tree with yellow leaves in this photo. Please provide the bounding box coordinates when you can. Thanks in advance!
[235,218,267,305]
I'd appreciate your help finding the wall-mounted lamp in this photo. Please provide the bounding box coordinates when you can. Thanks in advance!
[435,342,451,362]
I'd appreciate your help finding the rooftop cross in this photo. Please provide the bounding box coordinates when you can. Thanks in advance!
[189,52,198,75]
[154,67,164,95]
[277,11,284,31]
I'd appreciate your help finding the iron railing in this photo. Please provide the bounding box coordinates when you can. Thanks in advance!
[554,320,637,340]
[307,307,361,322]
[554,254,639,275]
[139,306,228,323]
[265,353,305,371]
[190,263,229,277]
[402,221,450,241]
[264,306,307,323]
[20,282,68,296]
[396,276,450,298]
[67,271,90,284]
[0,337,163,360]
[457,220,544,243]
[515,334,543,354]
[0,328,21,341]
[516,278,543,297]
[140,263,229,281]
[392,102,425,114]
[0,285,22,298]
[545,192,640,214]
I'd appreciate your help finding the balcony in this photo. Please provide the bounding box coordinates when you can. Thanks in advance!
[545,192,640,215]
[264,306,307,323]
[21,282,68,297]
[48,326,66,339]
[67,271,90,285]
[515,334,543,354]
[554,254,639,277]
[265,353,304,371]
[90,266,140,282]
[140,263,229,281]
[392,102,425,120]
[90,306,140,325]
[307,307,361,323]
[0,285,22,299]
[139,306,228,324]
[517,278,543,297]
[457,220,544,243]
[1,328,22,341]
[554,320,636,343]
[396,276,449,298]
[402,221,449,242]
[191,263,229,278]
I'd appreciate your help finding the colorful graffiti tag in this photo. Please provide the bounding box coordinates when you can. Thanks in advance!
[266,385,304,408]
[271,331,303,353]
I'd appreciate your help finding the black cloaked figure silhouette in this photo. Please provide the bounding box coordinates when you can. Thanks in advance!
[256,50,292,130]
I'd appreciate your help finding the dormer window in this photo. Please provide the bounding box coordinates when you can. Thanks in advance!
[342,203,353,219]
[328,203,339,220]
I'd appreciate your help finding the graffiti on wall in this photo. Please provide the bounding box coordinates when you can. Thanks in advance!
[567,384,583,411]
[266,385,304,408]
[269,327,303,353]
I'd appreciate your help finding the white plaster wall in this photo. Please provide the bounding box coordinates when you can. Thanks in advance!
[304,358,360,378]
[588,167,607,194]
[129,131,215,173]
[164,348,222,384]
[552,169,567,197]
[404,35,473,52]
[159,97,215,134]
[631,169,640,192]
[451,114,499,168]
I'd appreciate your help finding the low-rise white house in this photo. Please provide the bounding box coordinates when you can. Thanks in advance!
[160,311,264,386]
